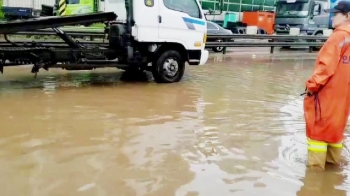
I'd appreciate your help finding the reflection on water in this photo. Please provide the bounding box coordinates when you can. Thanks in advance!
[0,54,349,196]
[297,168,347,196]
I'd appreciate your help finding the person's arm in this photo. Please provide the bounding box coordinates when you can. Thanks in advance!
[306,31,347,93]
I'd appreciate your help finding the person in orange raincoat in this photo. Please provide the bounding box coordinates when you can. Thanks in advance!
[304,0,350,169]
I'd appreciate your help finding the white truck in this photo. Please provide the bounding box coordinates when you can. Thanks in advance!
[0,0,209,83]
[106,0,209,83]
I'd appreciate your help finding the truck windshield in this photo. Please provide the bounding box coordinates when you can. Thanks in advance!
[164,0,201,18]
[276,2,310,17]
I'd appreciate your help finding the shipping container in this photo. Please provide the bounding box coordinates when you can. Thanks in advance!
[242,11,275,34]
[3,0,55,10]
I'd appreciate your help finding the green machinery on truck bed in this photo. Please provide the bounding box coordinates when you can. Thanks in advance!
[64,0,99,15]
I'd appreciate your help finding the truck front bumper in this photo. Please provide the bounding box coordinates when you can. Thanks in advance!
[199,49,209,65]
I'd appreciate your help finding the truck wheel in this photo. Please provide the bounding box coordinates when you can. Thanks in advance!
[212,39,225,52]
[152,50,185,83]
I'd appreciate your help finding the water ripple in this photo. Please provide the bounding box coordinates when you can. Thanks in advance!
[1,55,349,195]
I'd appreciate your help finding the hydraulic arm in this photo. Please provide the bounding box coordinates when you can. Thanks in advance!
[0,12,116,34]
[0,12,120,76]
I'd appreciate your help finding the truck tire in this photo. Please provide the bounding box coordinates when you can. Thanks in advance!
[152,50,185,83]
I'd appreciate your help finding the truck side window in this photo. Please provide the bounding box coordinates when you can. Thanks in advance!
[313,4,321,15]
[163,0,201,19]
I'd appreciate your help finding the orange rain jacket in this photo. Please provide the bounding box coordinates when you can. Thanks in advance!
[304,23,350,143]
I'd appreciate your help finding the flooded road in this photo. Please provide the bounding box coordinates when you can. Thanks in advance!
[0,50,349,196]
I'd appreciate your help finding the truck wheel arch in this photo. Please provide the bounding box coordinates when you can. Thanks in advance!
[312,30,323,36]
[152,43,188,63]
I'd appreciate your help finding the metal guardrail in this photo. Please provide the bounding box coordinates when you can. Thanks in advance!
[206,34,328,53]
[12,31,104,37]
[7,28,106,41]
[207,34,328,40]
[5,30,329,53]
[0,40,109,48]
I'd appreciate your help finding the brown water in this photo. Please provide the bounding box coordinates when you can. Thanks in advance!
[0,51,349,196]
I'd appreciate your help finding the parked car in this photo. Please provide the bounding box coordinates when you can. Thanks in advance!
[206,21,233,53]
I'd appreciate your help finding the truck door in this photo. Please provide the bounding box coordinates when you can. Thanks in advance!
[158,0,206,49]
[310,2,328,30]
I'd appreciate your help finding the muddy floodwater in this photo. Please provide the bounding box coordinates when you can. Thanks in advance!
[0,50,349,196]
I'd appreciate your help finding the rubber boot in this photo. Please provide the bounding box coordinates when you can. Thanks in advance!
[307,138,327,170]
[307,150,327,170]
[326,145,342,165]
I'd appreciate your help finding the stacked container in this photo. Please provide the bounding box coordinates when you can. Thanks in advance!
[242,11,275,34]
[3,0,55,10]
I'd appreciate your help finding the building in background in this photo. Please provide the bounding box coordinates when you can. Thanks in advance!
[1,0,277,22]
[200,0,276,21]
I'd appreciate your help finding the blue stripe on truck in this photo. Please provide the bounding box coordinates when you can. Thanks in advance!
[182,17,205,30]
[182,17,206,25]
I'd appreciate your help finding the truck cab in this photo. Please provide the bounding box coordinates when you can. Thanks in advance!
[0,0,209,84]
[274,0,329,36]
[104,0,209,82]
